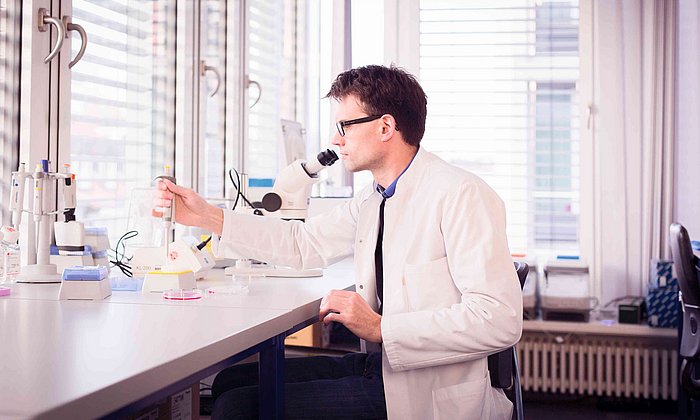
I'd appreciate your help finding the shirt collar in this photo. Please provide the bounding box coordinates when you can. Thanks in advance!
[375,149,418,199]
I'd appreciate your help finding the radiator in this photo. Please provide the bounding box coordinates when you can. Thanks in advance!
[517,333,678,400]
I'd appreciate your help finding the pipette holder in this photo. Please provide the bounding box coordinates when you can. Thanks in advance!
[13,162,76,284]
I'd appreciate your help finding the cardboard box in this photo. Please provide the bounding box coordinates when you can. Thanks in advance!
[128,383,199,420]
[646,259,679,328]
[284,322,329,348]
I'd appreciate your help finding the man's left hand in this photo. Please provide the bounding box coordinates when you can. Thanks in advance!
[319,290,382,343]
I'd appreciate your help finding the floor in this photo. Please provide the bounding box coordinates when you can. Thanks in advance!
[523,392,677,419]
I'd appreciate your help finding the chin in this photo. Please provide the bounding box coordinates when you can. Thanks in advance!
[342,160,357,172]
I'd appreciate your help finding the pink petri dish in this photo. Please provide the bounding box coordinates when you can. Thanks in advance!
[162,289,203,301]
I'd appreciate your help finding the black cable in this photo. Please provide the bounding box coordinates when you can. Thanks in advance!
[196,235,212,251]
[195,167,261,252]
[228,167,258,210]
[109,230,138,277]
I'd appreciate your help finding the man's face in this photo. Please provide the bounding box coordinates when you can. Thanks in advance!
[330,95,383,173]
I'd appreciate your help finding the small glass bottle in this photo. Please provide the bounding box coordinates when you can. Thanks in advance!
[0,226,21,284]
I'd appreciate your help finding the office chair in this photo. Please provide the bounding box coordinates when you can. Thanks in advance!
[488,261,527,420]
[670,223,700,399]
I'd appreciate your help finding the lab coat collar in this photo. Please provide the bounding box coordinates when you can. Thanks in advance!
[374,147,422,199]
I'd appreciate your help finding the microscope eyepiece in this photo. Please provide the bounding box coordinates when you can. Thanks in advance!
[317,149,339,167]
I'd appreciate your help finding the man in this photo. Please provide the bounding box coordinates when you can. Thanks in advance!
[154,65,522,419]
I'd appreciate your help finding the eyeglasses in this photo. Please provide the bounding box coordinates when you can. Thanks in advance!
[335,115,382,137]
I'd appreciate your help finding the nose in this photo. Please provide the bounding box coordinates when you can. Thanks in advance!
[331,130,343,147]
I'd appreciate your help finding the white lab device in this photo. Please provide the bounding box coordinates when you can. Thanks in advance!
[142,270,196,293]
[164,237,215,279]
[541,258,595,322]
[260,149,339,220]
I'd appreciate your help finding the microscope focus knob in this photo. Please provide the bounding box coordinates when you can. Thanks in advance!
[262,192,282,212]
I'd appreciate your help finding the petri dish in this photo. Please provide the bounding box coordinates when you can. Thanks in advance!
[162,289,203,300]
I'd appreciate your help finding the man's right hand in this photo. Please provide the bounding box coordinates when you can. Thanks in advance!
[153,179,224,235]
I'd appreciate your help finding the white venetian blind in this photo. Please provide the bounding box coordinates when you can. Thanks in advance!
[69,0,176,243]
[419,0,580,256]
[246,0,298,180]
[0,0,20,226]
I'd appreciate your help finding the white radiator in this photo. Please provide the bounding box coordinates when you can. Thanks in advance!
[517,333,678,400]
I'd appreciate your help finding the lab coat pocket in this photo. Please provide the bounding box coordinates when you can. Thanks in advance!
[432,371,508,420]
[404,257,459,310]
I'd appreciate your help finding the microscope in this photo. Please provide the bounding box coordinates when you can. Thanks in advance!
[258,148,339,220]
[224,149,339,279]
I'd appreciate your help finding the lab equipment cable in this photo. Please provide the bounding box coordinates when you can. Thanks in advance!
[109,230,138,277]
[196,235,212,251]
[228,167,262,214]
[194,166,265,257]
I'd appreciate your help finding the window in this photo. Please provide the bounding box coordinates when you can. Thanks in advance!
[0,0,20,226]
[68,1,176,242]
[199,1,228,199]
[419,0,581,256]
[246,0,298,180]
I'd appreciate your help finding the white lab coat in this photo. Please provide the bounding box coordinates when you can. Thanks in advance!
[215,147,523,419]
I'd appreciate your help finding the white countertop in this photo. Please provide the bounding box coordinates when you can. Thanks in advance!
[0,258,356,419]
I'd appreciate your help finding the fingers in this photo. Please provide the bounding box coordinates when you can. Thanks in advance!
[162,179,189,196]
[154,197,173,208]
[152,209,163,218]
[322,311,340,326]
[319,290,342,320]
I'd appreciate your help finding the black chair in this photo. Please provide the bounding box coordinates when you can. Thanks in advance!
[670,223,700,399]
[488,261,527,420]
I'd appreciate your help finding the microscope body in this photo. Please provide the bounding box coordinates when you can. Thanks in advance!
[260,149,339,220]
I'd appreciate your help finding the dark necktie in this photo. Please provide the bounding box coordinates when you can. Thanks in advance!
[374,198,386,314]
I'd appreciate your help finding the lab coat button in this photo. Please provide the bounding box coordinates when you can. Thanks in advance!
[359,284,364,289]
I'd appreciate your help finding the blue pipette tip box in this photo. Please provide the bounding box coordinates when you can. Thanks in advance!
[110,276,144,291]
[62,266,109,281]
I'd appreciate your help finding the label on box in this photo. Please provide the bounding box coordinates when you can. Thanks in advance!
[646,259,679,328]
[170,387,192,420]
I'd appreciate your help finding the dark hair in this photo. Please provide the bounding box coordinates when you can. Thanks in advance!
[326,65,427,147]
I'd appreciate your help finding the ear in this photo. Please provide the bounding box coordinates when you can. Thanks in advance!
[379,115,398,142]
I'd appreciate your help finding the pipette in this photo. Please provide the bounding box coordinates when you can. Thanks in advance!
[155,165,176,253]
[61,163,77,221]
[32,163,44,223]
[9,163,28,229]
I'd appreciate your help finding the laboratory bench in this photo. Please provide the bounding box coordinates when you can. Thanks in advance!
[0,258,355,419]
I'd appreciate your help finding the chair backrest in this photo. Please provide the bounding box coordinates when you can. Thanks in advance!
[488,262,528,389]
[670,223,700,399]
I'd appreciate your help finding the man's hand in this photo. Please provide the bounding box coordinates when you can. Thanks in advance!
[152,179,224,235]
[319,290,382,343]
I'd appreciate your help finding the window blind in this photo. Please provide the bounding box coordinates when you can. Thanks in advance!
[419,0,580,255]
[200,1,227,198]
[0,0,20,226]
[246,0,298,179]
[69,0,176,243]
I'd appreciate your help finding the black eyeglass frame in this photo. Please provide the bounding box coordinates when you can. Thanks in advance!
[335,115,383,137]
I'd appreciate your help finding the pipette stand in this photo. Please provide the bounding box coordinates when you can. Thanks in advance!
[17,212,61,283]
[12,161,73,284]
